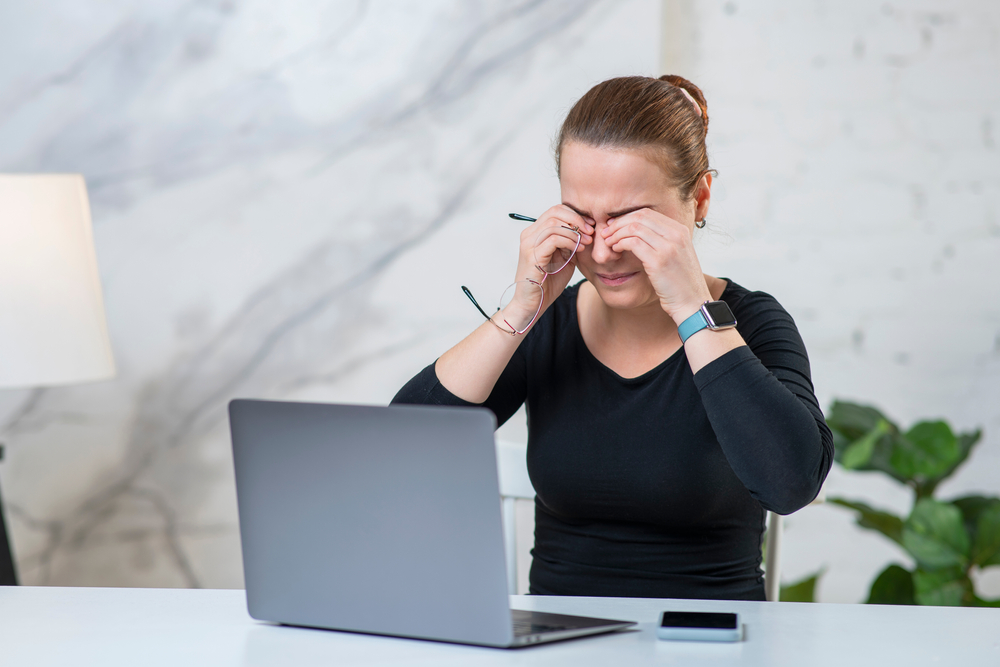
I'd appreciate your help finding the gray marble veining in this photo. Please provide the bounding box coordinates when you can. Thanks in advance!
[0,0,659,587]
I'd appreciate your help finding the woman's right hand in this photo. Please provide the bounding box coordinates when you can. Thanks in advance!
[498,205,594,332]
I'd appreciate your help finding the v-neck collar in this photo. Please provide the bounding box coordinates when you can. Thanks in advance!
[568,279,733,383]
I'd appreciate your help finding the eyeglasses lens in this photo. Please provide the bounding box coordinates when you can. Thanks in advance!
[499,280,544,333]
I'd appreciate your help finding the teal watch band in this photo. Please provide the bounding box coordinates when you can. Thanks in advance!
[678,300,738,343]
[677,308,708,343]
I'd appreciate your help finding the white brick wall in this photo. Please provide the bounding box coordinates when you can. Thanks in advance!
[672,0,1000,601]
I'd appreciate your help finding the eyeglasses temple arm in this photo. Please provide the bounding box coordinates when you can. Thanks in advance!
[461,286,494,321]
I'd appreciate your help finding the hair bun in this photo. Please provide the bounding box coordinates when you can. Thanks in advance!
[658,74,709,133]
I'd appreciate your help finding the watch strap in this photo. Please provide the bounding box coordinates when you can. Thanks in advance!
[677,307,708,344]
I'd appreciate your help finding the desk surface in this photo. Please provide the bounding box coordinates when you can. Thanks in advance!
[2,586,997,666]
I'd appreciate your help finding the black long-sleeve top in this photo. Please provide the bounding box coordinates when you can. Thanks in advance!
[392,279,833,601]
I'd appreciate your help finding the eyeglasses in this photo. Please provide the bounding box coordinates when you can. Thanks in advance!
[462,213,582,336]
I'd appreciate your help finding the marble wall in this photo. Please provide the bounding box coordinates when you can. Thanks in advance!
[0,0,659,588]
[1,0,998,603]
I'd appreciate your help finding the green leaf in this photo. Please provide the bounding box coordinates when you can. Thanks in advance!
[902,499,970,569]
[780,569,824,602]
[971,503,1000,567]
[951,495,1000,524]
[829,498,905,544]
[913,567,972,606]
[831,428,852,456]
[827,403,982,494]
[841,420,890,469]
[827,401,891,441]
[949,430,983,476]
[952,496,1000,562]
[890,421,959,480]
[827,401,908,484]
[916,430,984,497]
[866,564,915,605]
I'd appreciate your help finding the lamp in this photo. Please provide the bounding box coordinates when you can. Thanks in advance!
[0,174,117,585]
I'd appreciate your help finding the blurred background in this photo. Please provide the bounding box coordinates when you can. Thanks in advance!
[0,0,997,602]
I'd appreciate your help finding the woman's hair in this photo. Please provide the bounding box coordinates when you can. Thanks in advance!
[556,75,710,201]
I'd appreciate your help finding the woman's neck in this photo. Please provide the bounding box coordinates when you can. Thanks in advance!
[589,286,677,341]
[579,275,727,338]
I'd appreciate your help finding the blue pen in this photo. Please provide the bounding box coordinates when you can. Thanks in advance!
[508,213,537,222]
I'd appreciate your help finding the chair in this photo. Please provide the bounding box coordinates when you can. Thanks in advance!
[496,440,535,595]
[495,439,789,599]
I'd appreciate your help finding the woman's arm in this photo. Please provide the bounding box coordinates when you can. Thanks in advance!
[600,206,831,513]
[432,320,526,404]
[393,206,592,417]
[391,349,528,429]
[692,291,833,515]
[411,206,592,404]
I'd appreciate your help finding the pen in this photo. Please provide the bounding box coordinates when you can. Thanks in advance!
[508,213,536,222]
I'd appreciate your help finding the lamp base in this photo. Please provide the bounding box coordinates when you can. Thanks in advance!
[0,452,18,585]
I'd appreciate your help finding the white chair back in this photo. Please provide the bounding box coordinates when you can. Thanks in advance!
[496,440,533,595]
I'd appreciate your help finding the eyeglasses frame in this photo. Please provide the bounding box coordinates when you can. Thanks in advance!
[462,220,582,336]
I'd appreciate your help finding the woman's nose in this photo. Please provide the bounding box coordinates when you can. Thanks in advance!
[589,222,620,263]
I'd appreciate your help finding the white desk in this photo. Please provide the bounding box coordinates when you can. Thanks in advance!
[2,586,997,666]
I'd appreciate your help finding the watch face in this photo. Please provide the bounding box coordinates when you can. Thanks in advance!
[704,301,737,328]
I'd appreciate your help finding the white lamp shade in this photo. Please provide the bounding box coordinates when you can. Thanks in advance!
[0,174,116,388]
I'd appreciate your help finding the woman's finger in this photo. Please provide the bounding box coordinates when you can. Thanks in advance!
[603,208,682,242]
[552,204,593,233]
[607,235,658,262]
[533,229,583,271]
[604,219,666,252]
[535,205,593,236]
[536,221,592,247]
[522,218,590,253]
[532,220,587,252]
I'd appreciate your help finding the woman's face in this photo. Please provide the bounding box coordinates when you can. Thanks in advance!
[559,141,701,311]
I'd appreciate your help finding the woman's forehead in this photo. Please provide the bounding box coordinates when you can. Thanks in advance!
[559,142,681,215]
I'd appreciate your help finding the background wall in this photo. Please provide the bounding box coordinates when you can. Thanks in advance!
[0,0,659,589]
[0,0,997,602]
[672,0,1000,602]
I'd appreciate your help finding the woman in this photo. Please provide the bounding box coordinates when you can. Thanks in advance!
[393,75,833,601]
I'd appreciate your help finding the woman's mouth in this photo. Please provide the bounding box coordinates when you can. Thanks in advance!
[595,272,638,286]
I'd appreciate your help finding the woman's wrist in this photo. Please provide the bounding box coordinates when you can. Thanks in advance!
[493,302,539,335]
[668,292,714,327]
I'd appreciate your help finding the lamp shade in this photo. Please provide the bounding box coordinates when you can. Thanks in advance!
[0,174,116,388]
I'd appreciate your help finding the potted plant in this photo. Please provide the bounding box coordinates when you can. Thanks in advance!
[825,400,1000,606]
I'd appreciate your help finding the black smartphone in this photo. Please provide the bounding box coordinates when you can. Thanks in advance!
[657,611,742,642]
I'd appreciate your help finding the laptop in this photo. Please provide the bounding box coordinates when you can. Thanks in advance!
[228,399,635,648]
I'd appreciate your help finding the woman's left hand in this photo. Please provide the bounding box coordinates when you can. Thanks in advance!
[601,208,712,323]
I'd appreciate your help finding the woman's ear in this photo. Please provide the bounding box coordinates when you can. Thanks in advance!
[693,171,713,222]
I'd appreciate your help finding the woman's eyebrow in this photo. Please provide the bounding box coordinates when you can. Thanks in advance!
[562,203,590,218]
[607,205,652,218]
[562,203,652,219]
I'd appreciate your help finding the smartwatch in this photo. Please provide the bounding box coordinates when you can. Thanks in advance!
[677,301,737,343]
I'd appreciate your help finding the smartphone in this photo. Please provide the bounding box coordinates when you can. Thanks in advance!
[657,611,743,642]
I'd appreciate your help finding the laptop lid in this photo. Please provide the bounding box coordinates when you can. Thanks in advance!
[229,400,515,647]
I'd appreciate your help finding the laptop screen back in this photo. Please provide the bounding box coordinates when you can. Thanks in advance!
[229,400,514,646]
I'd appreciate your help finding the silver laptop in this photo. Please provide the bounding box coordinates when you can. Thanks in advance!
[228,399,635,648]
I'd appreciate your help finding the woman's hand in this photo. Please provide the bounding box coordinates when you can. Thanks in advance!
[501,205,593,331]
[601,208,711,323]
